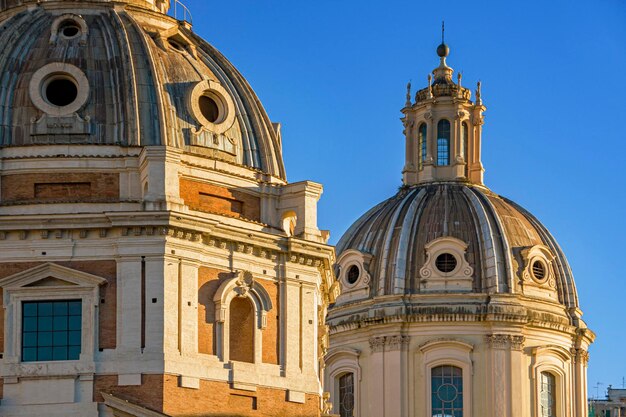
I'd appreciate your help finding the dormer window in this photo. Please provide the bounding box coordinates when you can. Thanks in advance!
[437,119,450,166]
[418,123,427,170]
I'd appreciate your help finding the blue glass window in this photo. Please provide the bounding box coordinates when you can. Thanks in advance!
[540,372,556,417]
[22,300,81,362]
[339,372,355,417]
[418,123,427,170]
[437,119,451,166]
[431,365,463,417]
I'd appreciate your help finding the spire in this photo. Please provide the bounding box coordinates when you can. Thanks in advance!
[433,21,453,84]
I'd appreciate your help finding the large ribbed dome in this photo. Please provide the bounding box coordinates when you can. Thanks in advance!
[336,182,579,310]
[0,1,285,178]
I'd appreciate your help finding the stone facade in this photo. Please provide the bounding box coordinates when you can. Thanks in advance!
[0,1,338,416]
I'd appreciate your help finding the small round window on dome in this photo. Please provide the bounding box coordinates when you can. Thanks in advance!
[532,260,546,281]
[44,76,78,107]
[59,21,81,39]
[347,265,360,285]
[435,253,457,273]
[199,95,220,123]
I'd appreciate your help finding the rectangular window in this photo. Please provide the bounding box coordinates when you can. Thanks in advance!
[22,300,82,362]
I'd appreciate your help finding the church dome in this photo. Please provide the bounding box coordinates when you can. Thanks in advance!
[336,182,580,311]
[326,40,593,417]
[0,0,285,178]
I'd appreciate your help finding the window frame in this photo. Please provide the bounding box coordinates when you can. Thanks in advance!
[531,346,571,417]
[419,339,473,417]
[212,270,273,364]
[325,347,361,417]
[437,119,451,166]
[0,263,105,376]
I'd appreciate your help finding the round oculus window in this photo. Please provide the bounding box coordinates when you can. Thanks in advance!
[346,265,360,285]
[44,76,78,107]
[531,260,547,281]
[199,95,220,123]
[60,22,81,38]
[188,80,236,134]
[435,253,457,273]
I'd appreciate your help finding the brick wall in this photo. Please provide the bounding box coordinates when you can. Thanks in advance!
[93,374,164,413]
[95,374,321,417]
[1,173,119,203]
[229,297,254,363]
[179,178,260,221]
[162,376,321,417]
[0,261,117,352]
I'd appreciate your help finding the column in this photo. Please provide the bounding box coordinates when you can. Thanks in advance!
[179,260,199,356]
[284,280,301,376]
[116,257,142,353]
[368,337,385,417]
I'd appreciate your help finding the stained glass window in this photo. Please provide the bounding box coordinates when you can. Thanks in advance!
[339,372,355,417]
[22,300,82,362]
[437,119,450,166]
[431,365,463,417]
[540,372,556,417]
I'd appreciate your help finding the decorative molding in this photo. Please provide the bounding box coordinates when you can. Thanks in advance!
[369,336,386,353]
[484,334,525,350]
[368,335,410,353]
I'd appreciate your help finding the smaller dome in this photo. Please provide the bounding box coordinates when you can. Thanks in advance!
[436,42,450,57]
[336,183,580,311]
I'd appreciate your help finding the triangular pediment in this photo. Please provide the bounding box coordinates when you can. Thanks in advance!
[0,263,107,289]
[24,276,78,287]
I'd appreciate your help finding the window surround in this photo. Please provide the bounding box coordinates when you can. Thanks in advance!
[50,14,88,45]
[0,262,105,378]
[419,339,473,417]
[437,119,451,166]
[212,270,272,363]
[531,346,571,417]
[325,347,361,417]
[335,249,372,304]
[419,237,474,292]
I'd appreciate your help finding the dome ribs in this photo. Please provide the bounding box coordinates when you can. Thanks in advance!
[187,29,285,179]
[0,9,48,145]
[336,184,579,311]
[119,11,162,146]
[502,197,580,311]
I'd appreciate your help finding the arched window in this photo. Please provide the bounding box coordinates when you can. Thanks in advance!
[229,297,254,363]
[418,123,427,170]
[437,119,450,166]
[540,372,556,417]
[338,372,355,417]
[431,365,463,417]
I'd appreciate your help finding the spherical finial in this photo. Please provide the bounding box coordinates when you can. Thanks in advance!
[437,43,450,58]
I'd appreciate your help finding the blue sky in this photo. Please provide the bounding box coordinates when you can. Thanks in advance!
[180,0,626,396]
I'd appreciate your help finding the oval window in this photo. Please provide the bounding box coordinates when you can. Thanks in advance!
[532,260,546,281]
[199,95,220,123]
[347,265,360,285]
